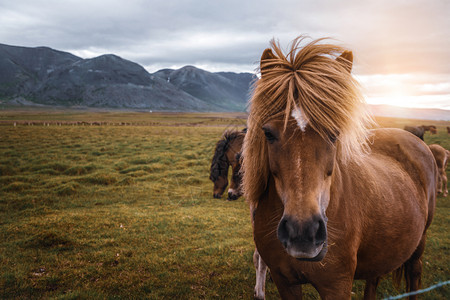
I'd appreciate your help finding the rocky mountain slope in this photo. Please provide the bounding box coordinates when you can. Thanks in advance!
[0,43,255,111]
[154,66,255,111]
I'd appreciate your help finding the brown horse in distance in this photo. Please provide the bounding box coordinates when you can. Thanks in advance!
[404,125,436,140]
[424,125,437,134]
[209,129,245,200]
[242,37,437,299]
[429,144,449,197]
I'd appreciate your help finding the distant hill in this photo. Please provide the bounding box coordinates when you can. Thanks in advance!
[369,105,450,121]
[0,43,255,111]
[154,66,255,111]
[0,44,80,96]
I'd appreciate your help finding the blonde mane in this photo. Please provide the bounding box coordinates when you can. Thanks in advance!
[242,36,375,206]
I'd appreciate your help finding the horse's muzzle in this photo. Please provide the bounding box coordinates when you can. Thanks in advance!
[227,191,239,201]
[277,214,327,261]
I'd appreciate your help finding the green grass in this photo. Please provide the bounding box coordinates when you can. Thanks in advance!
[0,111,449,299]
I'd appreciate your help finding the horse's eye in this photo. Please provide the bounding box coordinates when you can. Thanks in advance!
[328,132,338,144]
[263,128,277,143]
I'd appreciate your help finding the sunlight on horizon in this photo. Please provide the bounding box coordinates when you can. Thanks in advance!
[366,95,450,110]
[357,73,450,111]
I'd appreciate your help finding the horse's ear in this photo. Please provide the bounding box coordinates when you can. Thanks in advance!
[336,50,353,73]
[260,48,276,77]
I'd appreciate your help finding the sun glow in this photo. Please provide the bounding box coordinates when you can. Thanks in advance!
[368,84,422,108]
[357,74,450,110]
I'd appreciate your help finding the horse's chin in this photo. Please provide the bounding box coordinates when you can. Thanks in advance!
[288,241,328,262]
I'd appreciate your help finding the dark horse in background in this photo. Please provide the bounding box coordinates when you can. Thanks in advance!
[209,129,246,200]
[209,128,269,299]
[242,37,437,299]
[404,125,437,140]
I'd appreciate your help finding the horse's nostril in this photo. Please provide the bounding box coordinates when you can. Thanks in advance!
[315,219,327,245]
[277,217,290,244]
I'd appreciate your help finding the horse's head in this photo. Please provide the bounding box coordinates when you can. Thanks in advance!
[211,173,228,199]
[262,115,337,261]
[210,130,245,199]
[427,125,437,134]
[227,152,243,200]
[210,139,230,199]
[243,36,373,261]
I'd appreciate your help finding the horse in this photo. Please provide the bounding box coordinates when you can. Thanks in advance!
[209,129,270,298]
[423,125,437,134]
[209,129,245,200]
[429,144,449,197]
[404,125,435,140]
[447,126,450,135]
[242,36,437,299]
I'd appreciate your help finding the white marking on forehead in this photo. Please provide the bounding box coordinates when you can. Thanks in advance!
[291,108,308,132]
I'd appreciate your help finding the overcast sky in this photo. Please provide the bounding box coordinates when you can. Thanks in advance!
[1,0,449,110]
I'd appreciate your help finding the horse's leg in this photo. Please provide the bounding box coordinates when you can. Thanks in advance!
[313,260,356,300]
[442,171,448,197]
[363,277,380,300]
[253,248,267,300]
[404,235,427,299]
[314,279,353,300]
[269,271,303,300]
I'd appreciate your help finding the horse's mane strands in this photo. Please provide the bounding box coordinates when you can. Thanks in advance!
[243,36,375,206]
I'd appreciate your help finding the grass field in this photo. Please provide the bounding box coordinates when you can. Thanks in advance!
[0,110,449,299]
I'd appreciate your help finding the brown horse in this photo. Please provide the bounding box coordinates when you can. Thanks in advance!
[404,125,436,140]
[209,129,245,200]
[429,144,449,197]
[242,37,437,299]
[423,125,437,134]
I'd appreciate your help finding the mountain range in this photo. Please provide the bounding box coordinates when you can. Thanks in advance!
[1,43,449,120]
[0,43,255,112]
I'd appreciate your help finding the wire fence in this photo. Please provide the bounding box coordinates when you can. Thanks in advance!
[383,280,450,300]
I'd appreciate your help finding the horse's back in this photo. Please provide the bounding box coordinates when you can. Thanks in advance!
[370,128,437,196]
[404,125,424,140]
[370,128,436,211]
